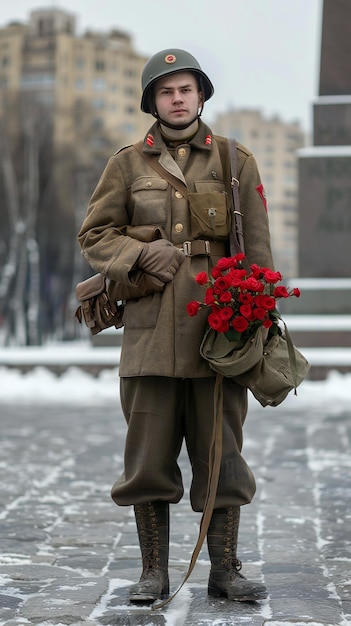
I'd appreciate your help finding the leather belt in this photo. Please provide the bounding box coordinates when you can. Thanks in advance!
[175,240,226,257]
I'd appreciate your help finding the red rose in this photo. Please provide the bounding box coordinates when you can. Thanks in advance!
[186,301,200,316]
[204,288,215,305]
[264,269,282,284]
[250,263,263,279]
[195,271,208,285]
[239,292,253,304]
[234,252,246,263]
[214,276,231,294]
[216,257,237,271]
[211,266,222,279]
[258,295,276,310]
[243,277,264,292]
[254,294,265,307]
[231,316,249,333]
[273,286,289,298]
[240,304,254,320]
[219,306,233,320]
[208,312,229,333]
[292,288,301,297]
[253,307,267,320]
[219,290,232,303]
[263,318,273,328]
[228,268,247,287]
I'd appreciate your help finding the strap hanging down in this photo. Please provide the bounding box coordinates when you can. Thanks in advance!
[153,373,224,610]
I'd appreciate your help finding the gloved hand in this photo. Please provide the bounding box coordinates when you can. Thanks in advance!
[137,239,185,283]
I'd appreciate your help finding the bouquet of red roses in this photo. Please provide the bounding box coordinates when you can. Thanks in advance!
[186,253,300,342]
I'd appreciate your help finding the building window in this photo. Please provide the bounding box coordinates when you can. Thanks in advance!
[121,122,136,134]
[38,17,54,36]
[93,78,106,91]
[93,98,105,109]
[75,58,85,69]
[124,68,136,78]
[75,78,84,90]
[20,74,55,89]
[2,56,10,68]
[95,60,105,71]
[125,86,137,97]
[92,117,104,129]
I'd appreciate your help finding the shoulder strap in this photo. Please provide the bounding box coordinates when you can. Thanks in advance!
[215,136,244,256]
[133,141,189,198]
[229,139,245,256]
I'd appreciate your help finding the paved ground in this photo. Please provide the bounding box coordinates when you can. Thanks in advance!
[0,387,350,625]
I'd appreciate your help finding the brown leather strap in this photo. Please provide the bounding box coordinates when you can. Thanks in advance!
[153,373,224,610]
[228,138,245,256]
[175,240,226,257]
[133,141,189,198]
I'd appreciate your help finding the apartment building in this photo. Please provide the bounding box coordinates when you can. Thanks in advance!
[0,8,151,161]
[212,109,306,278]
[0,8,306,278]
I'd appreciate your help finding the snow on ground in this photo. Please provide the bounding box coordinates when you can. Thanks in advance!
[0,342,351,411]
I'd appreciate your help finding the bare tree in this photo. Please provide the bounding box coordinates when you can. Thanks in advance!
[0,93,126,345]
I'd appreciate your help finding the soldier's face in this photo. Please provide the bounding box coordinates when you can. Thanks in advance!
[154,72,203,128]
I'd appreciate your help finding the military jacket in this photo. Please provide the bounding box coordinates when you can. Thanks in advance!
[78,121,274,377]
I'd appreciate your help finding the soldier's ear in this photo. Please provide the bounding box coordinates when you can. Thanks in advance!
[198,91,204,107]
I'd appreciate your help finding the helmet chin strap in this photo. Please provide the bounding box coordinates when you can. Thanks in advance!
[153,103,204,131]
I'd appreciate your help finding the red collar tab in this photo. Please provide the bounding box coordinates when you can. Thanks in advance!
[205,134,212,145]
[146,133,154,147]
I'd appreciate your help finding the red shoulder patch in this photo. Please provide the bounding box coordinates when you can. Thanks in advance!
[256,183,267,212]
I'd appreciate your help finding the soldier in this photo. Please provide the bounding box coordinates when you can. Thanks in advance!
[78,49,274,603]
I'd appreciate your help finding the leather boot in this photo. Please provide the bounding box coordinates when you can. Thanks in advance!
[129,501,170,603]
[207,507,267,602]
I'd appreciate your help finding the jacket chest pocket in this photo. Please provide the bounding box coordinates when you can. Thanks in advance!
[131,176,168,225]
[188,181,229,240]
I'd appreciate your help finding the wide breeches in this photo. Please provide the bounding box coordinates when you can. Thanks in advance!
[111,376,256,511]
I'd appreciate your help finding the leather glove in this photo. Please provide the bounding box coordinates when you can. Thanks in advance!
[137,239,185,282]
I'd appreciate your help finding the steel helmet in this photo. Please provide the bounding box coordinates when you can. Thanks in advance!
[141,48,214,114]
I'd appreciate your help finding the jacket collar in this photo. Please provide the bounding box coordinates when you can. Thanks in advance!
[142,120,214,155]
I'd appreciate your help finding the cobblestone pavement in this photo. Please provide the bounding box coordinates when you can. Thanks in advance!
[0,389,350,625]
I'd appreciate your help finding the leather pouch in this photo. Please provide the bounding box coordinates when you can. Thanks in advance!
[188,191,229,240]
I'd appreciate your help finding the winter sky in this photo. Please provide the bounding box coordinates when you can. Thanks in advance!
[0,0,322,132]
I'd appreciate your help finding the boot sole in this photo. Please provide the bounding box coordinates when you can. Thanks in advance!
[208,587,268,602]
[130,594,162,603]
[129,587,169,603]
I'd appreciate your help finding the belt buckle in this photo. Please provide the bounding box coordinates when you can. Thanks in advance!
[183,241,192,256]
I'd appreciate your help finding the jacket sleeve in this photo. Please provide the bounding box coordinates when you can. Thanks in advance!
[237,145,275,270]
[77,155,144,283]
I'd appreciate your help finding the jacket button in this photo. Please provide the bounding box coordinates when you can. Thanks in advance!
[177,147,186,157]
[145,181,152,187]
[175,223,184,233]
[175,191,183,199]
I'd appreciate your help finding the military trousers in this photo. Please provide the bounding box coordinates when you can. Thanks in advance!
[111,376,256,512]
